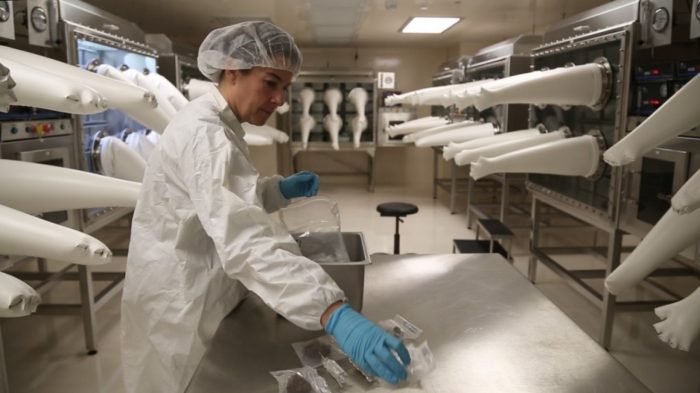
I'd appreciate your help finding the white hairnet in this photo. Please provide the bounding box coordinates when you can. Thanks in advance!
[198,21,303,82]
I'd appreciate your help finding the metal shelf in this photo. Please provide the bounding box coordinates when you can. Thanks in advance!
[432,147,470,213]
[290,142,376,191]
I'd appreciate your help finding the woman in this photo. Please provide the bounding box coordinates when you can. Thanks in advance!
[121,21,410,393]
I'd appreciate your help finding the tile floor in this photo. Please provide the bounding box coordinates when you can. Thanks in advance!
[2,183,699,392]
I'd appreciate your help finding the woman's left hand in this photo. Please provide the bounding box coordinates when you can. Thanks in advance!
[279,171,320,199]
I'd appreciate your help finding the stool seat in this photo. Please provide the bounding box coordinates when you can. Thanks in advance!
[376,202,419,255]
[377,202,419,217]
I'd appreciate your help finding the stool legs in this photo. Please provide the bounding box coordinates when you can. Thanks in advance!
[394,217,401,255]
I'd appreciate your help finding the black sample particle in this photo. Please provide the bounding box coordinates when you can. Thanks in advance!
[392,326,403,338]
[286,374,313,393]
[303,341,331,362]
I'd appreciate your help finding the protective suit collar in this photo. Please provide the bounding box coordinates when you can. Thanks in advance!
[210,87,246,140]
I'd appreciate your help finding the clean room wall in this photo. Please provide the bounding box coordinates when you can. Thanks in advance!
[249,144,278,177]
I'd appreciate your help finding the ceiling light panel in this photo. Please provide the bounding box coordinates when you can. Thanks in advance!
[401,17,461,34]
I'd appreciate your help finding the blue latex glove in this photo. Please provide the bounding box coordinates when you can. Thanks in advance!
[279,171,320,199]
[325,304,411,384]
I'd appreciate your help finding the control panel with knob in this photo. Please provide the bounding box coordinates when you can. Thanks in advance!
[1,119,72,142]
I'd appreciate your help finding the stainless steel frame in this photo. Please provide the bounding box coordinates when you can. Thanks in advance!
[620,144,700,237]
[529,27,632,221]
[61,9,157,234]
[461,35,541,225]
[529,24,633,350]
[430,58,471,213]
[0,131,124,355]
[0,321,7,393]
[0,0,14,41]
[527,0,699,349]
[0,130,80,392]
[538,0,672,50]
[1,0,151,357]
[466,35,541,131]
[375,107,415,147]
[692,0,700,38]
[145,33,203,93]
[0,134,78,230]
[430,58,464,118]
[56,1,151,353]
[432,146,470,214]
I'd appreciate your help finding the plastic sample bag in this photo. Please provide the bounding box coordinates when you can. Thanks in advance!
[378,315,436,385]
[405,341,436,382]
[378,314,423,341]
[279,196,350,263]
[270,366,331,393]
[321,356,349,389]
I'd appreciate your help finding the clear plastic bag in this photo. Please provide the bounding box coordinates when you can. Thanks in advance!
[377,315,436,386]
[279,196,350,263]
[379,314,423,340]
[270,366,331,393]
[406,341,436,381]
[321,356,349,389]
[294,232,350,263]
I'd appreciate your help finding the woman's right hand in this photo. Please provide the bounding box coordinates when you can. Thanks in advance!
[324,304,411,384]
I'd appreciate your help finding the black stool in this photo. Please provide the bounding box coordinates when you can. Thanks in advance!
[377,202,419,254]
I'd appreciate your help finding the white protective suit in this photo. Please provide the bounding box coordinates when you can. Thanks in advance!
[121,89,345,393]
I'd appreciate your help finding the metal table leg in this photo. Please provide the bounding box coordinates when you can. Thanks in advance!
[528,197,540,282]
[291,151,298,174]
[432,148,439,199]
[450,161,457,214]
[500,175,510,223]
[466,177,474,229]
[600,229,623,349]
[367,153,375,192]
[0,322,9,393]
[78,265,98,355]
[507,238,514,262]
[37,258,47,273]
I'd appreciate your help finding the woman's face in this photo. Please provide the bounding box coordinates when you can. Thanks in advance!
[225,67,293,126]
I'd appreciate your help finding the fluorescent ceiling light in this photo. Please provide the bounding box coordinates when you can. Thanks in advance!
[401,17,460,34]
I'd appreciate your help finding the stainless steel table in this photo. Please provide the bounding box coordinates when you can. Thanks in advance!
[187,254,651,393]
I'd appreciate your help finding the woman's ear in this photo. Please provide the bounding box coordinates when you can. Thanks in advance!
[219,69,237,85]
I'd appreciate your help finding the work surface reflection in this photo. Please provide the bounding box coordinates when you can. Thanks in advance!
[187,253,650,393]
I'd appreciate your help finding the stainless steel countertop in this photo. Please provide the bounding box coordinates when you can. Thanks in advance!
[187,253,650,393]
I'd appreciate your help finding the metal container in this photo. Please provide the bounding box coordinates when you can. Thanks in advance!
[317,232,370,311]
